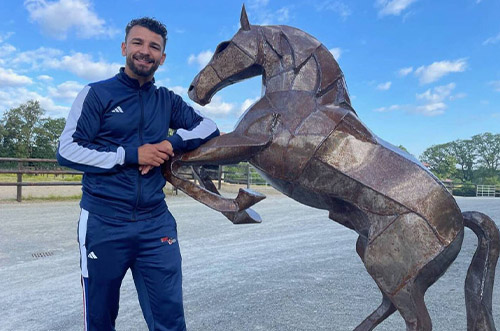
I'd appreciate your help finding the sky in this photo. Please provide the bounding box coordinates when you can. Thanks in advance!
[0,0,499,157]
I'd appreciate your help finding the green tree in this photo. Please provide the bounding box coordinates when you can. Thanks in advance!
[449,139,475,182]
[472,132,500,176]
[397,145,409,153]
[0,100,44,157]
[0,100,66,158]
[420,143,457,180]
[32,117,66,159]
[0,121,6,156]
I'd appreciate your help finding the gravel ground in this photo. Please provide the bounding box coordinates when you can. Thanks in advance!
[0,192,499,331]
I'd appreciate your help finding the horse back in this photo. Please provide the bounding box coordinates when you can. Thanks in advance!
[311,112,463,245]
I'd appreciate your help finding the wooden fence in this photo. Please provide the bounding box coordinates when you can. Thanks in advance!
[1,158,498,201]
[0,158,82,202]
[0,158,266,202]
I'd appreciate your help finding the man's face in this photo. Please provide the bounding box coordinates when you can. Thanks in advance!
[121,25,166,80]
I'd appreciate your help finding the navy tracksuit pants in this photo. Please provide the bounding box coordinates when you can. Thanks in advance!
[78,209,186,330]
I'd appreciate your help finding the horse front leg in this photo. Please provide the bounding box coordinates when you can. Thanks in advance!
[164,131,271,224]
[178,131,271,165]
[192,166,264,224]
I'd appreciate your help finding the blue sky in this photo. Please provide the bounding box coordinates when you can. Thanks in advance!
[0,0,499,157]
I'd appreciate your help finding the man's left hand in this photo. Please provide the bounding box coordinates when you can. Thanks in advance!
[139,140,174,175]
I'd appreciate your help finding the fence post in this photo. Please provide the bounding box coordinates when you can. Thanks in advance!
[17,161,22,202]
[218,165,222,190]
[191,167,197,185]
[247,163,251,189]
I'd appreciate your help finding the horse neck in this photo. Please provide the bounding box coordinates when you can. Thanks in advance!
[260,37,318,95]
[258,27,351,108]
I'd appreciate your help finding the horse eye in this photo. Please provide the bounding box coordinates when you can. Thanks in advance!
[215,41,230,54]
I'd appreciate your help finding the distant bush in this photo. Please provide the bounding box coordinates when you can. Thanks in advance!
[452,183,476,197]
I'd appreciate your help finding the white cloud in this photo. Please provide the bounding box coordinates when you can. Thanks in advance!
[329,48,342,61]
[48,80,84,101]
[375,0,418,17]
[414,102,446,116]
[165,85,243,118]
[374,104,402,112]
[414,83,455,116]
[188,50,213,70]
[56,53,122,81]
[193,95,235,116]
[256,7,293,25]
[376,81,392,90]
[24,0,119,40]
[0,67,33,87]
[13,47,64,69]
[449,92,467,100]
[416,83,455,102]
[0,32,14,43]
[483,32,500,45]
[248,0,269,9]
[489,81,500,92]
[37,75,53,82]
[316,1,351,19]
[375,83,461,116]
[0,44,16,54]
[154,77,171,87]
[239,97,260,115]
[414,59,467,84]
[398,66,413,76]
[245,0,293,25]
[169,85,189,97]
[275,7,290,23]
[11,47,120,81]
[0,87,68,117]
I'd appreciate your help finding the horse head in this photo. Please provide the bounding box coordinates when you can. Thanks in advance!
[188,5,263,105]
[189,5,351,109]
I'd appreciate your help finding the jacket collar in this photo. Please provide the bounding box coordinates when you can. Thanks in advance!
[117,67,155,90]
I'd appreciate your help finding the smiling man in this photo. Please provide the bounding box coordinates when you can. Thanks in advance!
[57,17,219,331]
[123,23,165,85]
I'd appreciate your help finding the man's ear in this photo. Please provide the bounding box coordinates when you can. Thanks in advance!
[121,42,126,56]
[159,53,166,65]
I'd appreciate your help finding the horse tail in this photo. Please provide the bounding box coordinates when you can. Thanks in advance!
[463,211,500,331]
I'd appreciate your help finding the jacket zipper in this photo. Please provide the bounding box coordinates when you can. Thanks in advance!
[133,90,145,220]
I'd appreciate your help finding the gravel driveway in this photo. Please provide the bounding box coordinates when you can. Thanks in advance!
[0,193,499,330]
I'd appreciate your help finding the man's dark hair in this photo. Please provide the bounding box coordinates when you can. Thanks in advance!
[125,17,168,50]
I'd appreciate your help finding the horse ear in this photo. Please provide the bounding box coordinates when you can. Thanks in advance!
[240,4,251,31]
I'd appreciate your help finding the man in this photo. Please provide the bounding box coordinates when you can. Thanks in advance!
[57,17,219,330]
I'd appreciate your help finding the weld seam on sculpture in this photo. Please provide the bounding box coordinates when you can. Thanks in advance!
[164,5,499,331]
[368,214,408,245]
[316,76,343,97]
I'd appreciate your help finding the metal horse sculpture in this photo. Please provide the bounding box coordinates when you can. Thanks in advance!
[165,6,499,331]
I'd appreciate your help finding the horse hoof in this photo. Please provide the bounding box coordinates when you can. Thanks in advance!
[235,188,266,211]
[226,208,263,224]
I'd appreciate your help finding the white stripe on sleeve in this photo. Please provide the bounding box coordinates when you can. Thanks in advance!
[176,116,217,141]
[58,86,125,168]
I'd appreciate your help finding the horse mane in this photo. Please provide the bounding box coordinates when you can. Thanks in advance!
[260,25,353,111]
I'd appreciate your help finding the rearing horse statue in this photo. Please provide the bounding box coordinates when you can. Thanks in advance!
[164,6,499,331]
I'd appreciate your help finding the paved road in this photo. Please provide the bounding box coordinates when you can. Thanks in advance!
[0,195,499,330]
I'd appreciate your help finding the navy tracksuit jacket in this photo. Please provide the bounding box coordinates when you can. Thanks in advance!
[57,68,219,330]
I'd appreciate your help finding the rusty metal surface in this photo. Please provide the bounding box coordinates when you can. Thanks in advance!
[164,5,500,330]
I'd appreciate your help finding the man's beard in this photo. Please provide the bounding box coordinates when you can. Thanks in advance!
[127,53,160,78]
